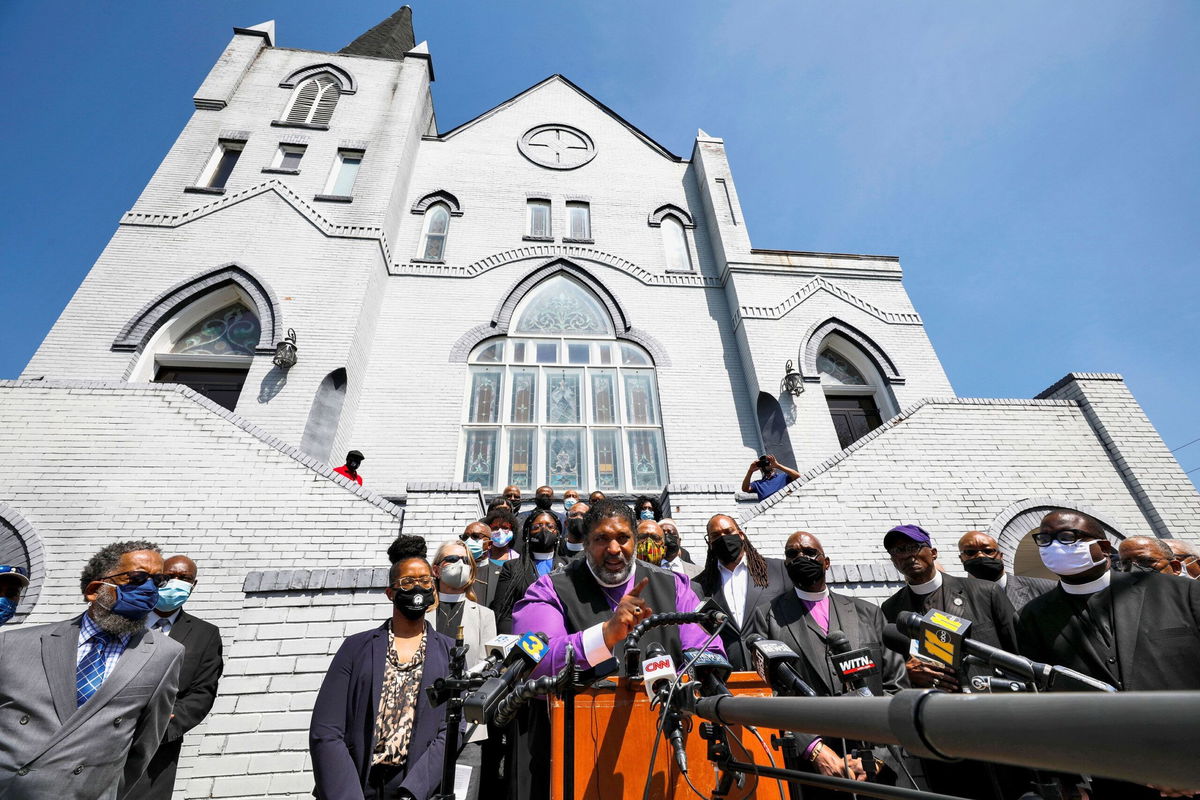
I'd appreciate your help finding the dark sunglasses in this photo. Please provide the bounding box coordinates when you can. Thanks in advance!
[960,547,999,557]
[101,570,168,587]
[438,555,468,565]
[1032,529,1099,547]
[784,547,823,561]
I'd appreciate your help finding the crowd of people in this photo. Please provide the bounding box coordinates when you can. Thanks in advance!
[1,479,1198,800]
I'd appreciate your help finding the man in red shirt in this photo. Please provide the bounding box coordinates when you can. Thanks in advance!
[333,450,364,485]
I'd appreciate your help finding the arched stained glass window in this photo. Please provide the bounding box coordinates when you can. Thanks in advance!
[461,277,665,493]
[512,276,613,336]
[817,348,867,386]
[419,204,451,262]
[170,303,261,357]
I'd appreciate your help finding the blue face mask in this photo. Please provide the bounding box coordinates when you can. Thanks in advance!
[464,538,486,561]
[156,579,193,612]
[101,579,160,620]
[639,510,655,521]
[490,528,514,549]
[564,498,577,510]
[0,597,17,626]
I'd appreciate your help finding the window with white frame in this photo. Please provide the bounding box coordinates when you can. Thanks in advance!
[269,143,306,172]
[661,215,692,272]
[196,141,244,190]
[527,199,552,238]
[323,149,363,197]
[418,203,451,261]
[283,74,341,126]
[566,201,591,241]
[461,275,667,493]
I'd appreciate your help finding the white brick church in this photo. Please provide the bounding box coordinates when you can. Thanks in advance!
[2,8,1197,798]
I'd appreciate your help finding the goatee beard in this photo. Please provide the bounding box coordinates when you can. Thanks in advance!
[91,586,147,638]
[588,552,633,586]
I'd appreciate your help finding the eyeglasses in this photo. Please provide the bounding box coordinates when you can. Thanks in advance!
[784,547,823,561]
[101,570,168,587]
[392,576,435,591]
[887,544,929,558]
[1114,558,1158,573]
[529,523,558,533]
[438,555,467,565]
[1032,529,1099,547]
[960,547,999,558]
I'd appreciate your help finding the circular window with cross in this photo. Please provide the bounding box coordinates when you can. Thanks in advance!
[518,124,597,170]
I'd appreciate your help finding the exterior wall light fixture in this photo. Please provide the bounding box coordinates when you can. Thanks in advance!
[782,359,804,396]
[273,328,298,370]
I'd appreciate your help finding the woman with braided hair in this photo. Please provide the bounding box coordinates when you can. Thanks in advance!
[693,513,790,670]
[493,509,569,634]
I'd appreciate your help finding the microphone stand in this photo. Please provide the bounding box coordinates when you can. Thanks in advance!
[428,627,487,800]
[561,645,578,800]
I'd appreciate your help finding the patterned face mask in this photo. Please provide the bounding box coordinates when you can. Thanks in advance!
[636,537,666,565]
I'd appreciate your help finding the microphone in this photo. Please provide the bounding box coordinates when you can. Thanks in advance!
[463,632,549,725]
[467,633,521,676]
[684,648,733,697]
[970,674,1029,693]
[827,630,878,697]
[744,634,817,698]
[643,644,688,773]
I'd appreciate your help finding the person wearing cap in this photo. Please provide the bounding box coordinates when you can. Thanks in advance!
[879,524,1023,800]
[334,450,365,485]
[0,565,29,626]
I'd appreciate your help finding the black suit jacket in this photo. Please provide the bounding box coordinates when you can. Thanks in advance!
[163,610,223,741]
[693,556,790,670]
[474,561,505,610]
[495,556,570,634]
[1017,570,1200,691]
[1001,573,1055,612]
[881,572,1018,678]
[310,621,453,800]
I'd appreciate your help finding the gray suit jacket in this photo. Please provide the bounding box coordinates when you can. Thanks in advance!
[665,558,702,580]
[426,598,496,743]
[1002,572,1055,611]
[0,615,184,800]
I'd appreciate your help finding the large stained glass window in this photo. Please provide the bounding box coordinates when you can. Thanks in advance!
[818,348,868,386]
[170,303,260,356]
[461,280,666,492]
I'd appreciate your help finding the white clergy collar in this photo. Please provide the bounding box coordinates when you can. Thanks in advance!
[438,592,466,603]
[564,541,584,552]
[1060,570,1112,595]
[908,571,943,596]
[794,587,829,602]
[532,550,556,561]
[997,572,1008,589]
[585,560,633,589]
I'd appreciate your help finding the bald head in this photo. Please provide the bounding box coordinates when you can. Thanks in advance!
[783,531,829,591]
[1118,536,1179,576]
[957,530,1005,581]
[163,555,197,582]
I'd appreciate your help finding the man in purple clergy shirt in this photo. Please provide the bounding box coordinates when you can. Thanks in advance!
[512,498,723,681]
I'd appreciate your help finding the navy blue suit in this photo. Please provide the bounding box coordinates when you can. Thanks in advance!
[310,621,453,800]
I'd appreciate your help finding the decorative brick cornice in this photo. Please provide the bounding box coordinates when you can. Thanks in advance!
[734,276,922,329]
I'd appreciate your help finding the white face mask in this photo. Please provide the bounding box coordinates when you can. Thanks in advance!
[564,541,584,552]
[1039,540,1107,576]
[438,562,472,590]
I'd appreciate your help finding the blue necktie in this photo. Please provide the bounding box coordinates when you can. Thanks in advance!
[76,633,110,707]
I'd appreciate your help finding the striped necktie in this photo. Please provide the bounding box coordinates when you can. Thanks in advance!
[76,632,111,706]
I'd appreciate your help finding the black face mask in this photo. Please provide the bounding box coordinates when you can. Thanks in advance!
[962,557,1005,582]
[530,528,558,552]
[786,557,825,589]
[567,517,586,541]
[663,532,681,560]
[710,534,744,564]
[392,587,435,620]
[507,498,523,513]
[534,495,553,510]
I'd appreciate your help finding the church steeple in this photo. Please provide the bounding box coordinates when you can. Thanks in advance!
[339,6,415,60]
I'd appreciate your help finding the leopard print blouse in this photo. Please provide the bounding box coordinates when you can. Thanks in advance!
[372,631,427,767]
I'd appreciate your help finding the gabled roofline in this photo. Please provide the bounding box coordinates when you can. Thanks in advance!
[430,74,684,163]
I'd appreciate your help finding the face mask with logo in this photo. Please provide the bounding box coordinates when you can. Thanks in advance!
[0,597,16,626]
[393,586,435,620]
[490,528,514,549]
[637,538,665,565]
[155,578,193,612]
[1039,540,1106,577]
[564,498,577,511]
[785,557,825,588]
[962,557,1005,581]
[639,510,655,521]
[710,534,744,564]
[464,538,486,561]
[438,562,472,590]
[100,579,161,620]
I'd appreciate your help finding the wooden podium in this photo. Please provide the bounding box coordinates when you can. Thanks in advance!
[548,672,790,800]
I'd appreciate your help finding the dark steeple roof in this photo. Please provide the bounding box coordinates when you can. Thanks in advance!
[339,6,415,60]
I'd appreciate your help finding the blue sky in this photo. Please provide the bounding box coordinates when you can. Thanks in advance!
[1,1,1197,483]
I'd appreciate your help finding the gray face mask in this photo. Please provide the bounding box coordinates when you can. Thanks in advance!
[438,562,472,590]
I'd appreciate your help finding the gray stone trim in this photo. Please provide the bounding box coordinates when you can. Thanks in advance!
[647,204,696,229]
[218,129,252,142]
[244,566,387,593]
[183,186,225,196]
[276,132,310,145]
[411,190,463,216]
[279,63,358,94]
[270,120,330,131]
[261,168,300,175]
[111,262,283,356]
[390,244,720,288]
[0,502,46,625]
[737,397,1078,525]
[1035,372,1125,399]
[339,140,370,151]
[735,276,923,329]
[986,497,1128,558]
[314,194,354,203]
[447,259,672,367]
[749,248,900,262]
[828,562,900,584]
[0,380,407,523]
[800,317,905,385]
[194,99,226,111]
[122,179,384,240]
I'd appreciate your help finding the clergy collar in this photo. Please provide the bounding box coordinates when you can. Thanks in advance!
[438,592,466,603]
[908,571,943,596]
[564,541,584,552]
[532,550,556,561]
[1060,570,1112,595]
[794,586,828,602]
[997,572,1008,590]
[585,559,634,589]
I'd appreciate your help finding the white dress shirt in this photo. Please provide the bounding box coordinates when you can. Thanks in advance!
[719,559,750,625]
